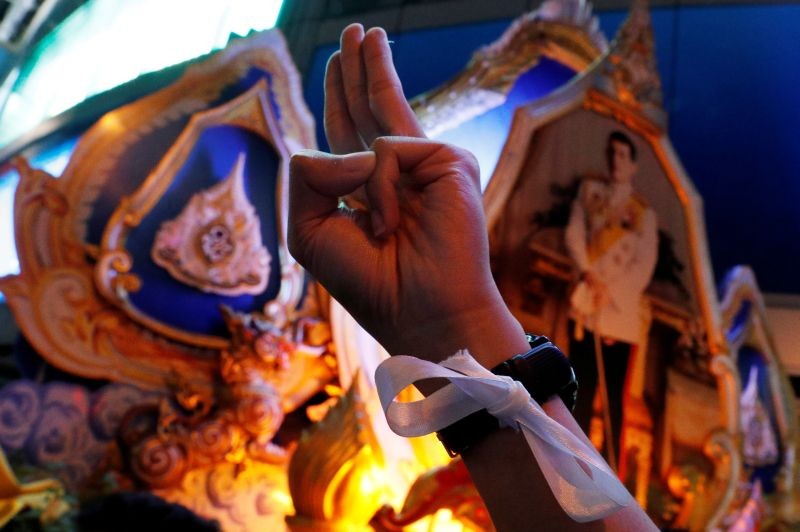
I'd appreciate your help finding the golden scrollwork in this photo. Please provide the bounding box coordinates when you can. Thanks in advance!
[286,379,385,532]
[151,152,271,296]
[0,30,323,394]
[410,0,607,138]
[703,429,742,529]
[119,305,335,490]
[0,448,67,529]
[371,458,491,531]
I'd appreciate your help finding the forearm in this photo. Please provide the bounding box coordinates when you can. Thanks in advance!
[463,398,656,531]
[418,307,655,531]
[384,291,529,366]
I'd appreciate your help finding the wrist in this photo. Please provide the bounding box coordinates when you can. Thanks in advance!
[386,294,529,368]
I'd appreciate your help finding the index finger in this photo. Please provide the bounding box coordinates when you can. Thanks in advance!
[324,52,365,154]
[362,27,426,139]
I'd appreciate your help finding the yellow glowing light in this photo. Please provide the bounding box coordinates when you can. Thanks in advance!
[270,488,293,510]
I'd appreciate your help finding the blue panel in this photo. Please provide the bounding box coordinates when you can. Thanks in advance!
[434,57,575,185]
[86,67,277,247]
[304,20,511,152]
[390,21,511,101]
[304,42,338,153]
[667,5,800,293]
[126,125,281,336]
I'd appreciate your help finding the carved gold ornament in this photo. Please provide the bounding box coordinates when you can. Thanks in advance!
[411,0,607,138]
[152,152,272,296]
[478,2,749,528]
[97,79,300,348]
[0,30,319,392]
[600,0,666,127]
[0,447,67,528]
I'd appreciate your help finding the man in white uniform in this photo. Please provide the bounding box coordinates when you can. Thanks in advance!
[565,130,658,458]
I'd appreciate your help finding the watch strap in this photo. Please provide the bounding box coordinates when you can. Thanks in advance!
[435,335,577,457]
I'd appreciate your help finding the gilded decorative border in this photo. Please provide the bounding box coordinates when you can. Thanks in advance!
[481,54,736,527]
[97,80,302,348]
[0,29,317,390]
[720,266,799,496]
[410,0,607,138]
[58,30,314,261]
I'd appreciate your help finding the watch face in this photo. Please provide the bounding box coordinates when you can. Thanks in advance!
[513,335,576,408]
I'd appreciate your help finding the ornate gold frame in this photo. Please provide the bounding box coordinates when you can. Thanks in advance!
[96,79,303,349]
[0,30,318,390]
[716,266,799,524]
[480,14,738,525]
[410,0,607,137]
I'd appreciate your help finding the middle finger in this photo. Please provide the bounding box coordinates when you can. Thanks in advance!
[340,23,383,145]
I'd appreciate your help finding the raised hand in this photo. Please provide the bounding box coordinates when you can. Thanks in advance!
[288,24,528,364]
[287,25,659,531]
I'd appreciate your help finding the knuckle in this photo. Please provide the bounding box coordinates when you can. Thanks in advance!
[432,143,480,187]
[343,81,367,103]
[370,136,391,152]
[461,149,480,177]
[288,154,304,176]
[446,144,478,173]
[368,77,401,98]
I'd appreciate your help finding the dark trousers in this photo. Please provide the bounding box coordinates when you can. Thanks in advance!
[569,321,631,458]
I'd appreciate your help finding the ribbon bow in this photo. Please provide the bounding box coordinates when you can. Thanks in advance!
[374,351,634,522]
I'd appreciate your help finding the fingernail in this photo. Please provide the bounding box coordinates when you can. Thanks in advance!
[346,22,364,35]
[368,26,389,44]
[371,210,386,237]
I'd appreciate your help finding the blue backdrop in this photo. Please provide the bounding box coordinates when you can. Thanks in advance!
[303,4,800,295]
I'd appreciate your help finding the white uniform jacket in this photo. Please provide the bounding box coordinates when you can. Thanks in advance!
[565,178,658,345]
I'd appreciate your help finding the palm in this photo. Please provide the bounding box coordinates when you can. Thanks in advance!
[288,24,519,360]
[293,145,494,357]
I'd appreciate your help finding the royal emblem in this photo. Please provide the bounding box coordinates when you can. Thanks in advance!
[152,152,271,296]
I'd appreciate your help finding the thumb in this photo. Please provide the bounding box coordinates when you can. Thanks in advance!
[289,149,375,225]
[288,149,375,264]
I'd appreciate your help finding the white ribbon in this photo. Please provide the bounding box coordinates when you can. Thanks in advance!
[374,351,634,523]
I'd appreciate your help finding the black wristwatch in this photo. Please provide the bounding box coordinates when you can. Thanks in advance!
[436,334,577,457]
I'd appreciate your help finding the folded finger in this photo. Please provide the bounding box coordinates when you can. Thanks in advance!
[365,137,479,238]
[371,137,479,189]
[363,28,425,139]
[340,23,383,145]
[367,141,402,237]
[324,52,365,154]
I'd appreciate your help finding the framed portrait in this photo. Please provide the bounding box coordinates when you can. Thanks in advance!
[482,61,737,525]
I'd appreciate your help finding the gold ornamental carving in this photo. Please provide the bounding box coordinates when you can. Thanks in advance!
[119,306,336,490]
[0,30,322,396]
[287,379,385,531]
[97,79,302,349]
[411,0,607,138]
[152,152,271,296]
